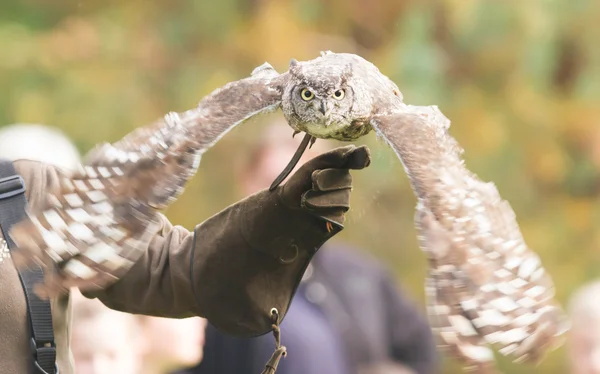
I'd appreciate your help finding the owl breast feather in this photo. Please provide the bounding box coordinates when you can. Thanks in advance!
[300,118,372,141]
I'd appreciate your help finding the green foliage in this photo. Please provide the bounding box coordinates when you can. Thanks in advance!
[1,0,599,372]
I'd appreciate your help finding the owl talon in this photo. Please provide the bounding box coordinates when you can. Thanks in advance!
[326,221,333,232]
[309,137,317,149]
[292,130,301,138]
[269,134,313,191]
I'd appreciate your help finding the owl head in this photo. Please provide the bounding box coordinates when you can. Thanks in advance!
[281,52,376,141]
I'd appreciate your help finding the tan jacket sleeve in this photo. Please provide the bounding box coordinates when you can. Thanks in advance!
[87,188,333,325]
[84,213,201,317]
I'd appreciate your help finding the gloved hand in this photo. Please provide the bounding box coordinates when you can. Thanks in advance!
[191,144,371,340]
[277,144,371,232]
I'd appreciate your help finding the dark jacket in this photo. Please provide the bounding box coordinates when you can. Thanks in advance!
[179,244,439,374]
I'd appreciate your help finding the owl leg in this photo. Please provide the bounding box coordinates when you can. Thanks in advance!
[269,133,313,191]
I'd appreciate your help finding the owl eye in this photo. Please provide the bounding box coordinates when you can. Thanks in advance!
[333,89,345,100]
[300,88,314,101]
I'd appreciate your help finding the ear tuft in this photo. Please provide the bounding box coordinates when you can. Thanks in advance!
[340,63,354,84]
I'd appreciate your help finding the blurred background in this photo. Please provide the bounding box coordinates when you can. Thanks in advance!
[1,0,600,373]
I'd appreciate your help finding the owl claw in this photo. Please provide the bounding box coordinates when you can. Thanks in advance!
[269,134,313,192]
[292,130,301,138]
[309,137,317,149]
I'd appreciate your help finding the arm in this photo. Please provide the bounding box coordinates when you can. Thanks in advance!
[82,212,196,317]
[13,145,371,339]
[84,188,330,319]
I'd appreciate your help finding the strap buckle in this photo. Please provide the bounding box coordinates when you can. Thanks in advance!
[0,174,25,200]
[30,337,56,351]
[30,338,59,374]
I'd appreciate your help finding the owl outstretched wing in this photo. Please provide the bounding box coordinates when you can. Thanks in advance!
[371,107,569,371]
[84,62,287,209]
[9,63,288,298]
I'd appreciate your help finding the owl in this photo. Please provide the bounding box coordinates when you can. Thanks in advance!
[10,51,568,372]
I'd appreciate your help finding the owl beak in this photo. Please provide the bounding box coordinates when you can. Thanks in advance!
[319,101,327,115]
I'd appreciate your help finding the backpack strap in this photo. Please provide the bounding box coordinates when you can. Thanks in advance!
[0,160,58,374]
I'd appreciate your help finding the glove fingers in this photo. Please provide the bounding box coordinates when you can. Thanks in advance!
[311,169,352,192]
[280,145,371,207]
[298,145,371,175]
[301,189,351,211]
[344,145,371,170]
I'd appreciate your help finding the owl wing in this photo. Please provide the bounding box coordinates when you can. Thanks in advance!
[425,267,499,374]
[371,107,569,370]
[419,207,498,373]
[9,63,288,298]
[84,61,286,210]
[9,162,164,298]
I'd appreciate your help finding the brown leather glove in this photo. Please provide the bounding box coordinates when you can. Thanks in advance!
[277,144,371,231]
[193,145,371,339]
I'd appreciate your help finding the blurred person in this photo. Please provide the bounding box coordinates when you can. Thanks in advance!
[568,280,600,374]
[176,119,438,374]
[357,361,416,374]
[73,286,208,374]
[0,114,368,374]
[70,289,145,374]
[0,123,81,171]
[138,316,207,374]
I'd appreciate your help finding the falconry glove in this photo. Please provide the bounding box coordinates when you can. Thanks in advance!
[278,144,371,230]
[192,144,371,341]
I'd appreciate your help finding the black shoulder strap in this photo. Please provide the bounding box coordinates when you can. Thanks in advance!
[0,160,58,374]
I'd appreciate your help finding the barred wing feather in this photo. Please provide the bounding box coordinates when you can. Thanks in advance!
[372,107,569,371]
